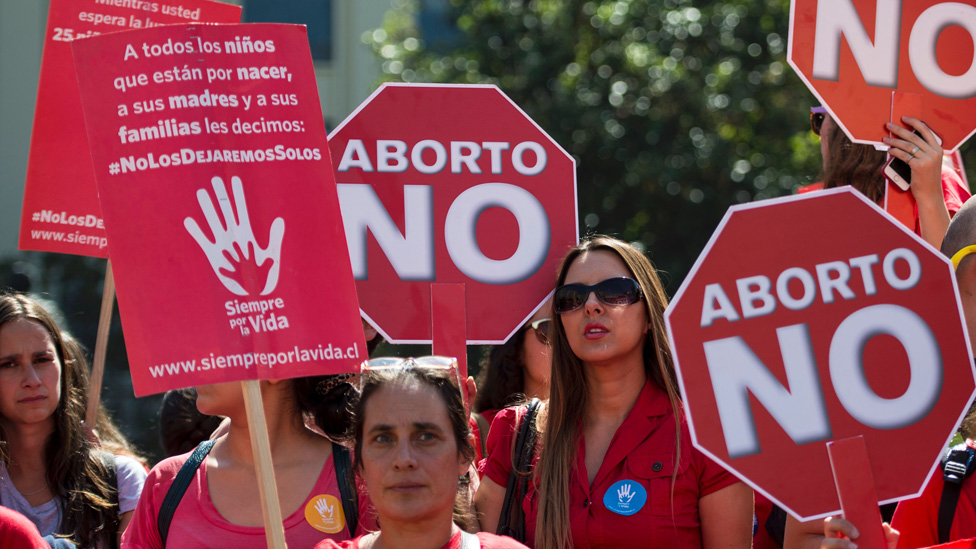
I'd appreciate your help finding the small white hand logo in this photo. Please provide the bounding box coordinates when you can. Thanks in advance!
[617,483,635,503]
[315,498,335,521]
[184,176,284,296]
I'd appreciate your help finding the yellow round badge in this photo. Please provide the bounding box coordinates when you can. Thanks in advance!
[305,494,345,534]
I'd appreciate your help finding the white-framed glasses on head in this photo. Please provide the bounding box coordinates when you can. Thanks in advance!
[360,356,464,407]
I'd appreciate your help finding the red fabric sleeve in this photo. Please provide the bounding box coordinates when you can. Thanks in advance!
[942,167,971,217]
[0,507,48,549]
[476,531,531,548]
[482,407,520,488]
[892,476,942,549]
[691,432,740,497]
[120,454,185,549]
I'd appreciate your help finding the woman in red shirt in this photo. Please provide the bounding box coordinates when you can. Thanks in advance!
[476,236,753,548]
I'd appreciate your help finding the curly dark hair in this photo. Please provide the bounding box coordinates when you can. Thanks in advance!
[473,326,529,414]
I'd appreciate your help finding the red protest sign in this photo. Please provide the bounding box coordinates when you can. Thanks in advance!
[71,24,365,396]
[18,0,241,257]
[788,0,976,151]
[328,83,578,344]
[665,188,975,520]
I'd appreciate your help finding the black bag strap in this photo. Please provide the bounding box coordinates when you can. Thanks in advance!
[938,443,976,543]
[332,441,359,537]
[158,439,215,547]
[497,398,542,543]
[98,452,120,549]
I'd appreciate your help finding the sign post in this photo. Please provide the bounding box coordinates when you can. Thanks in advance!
[242,380,288,548]
[665,188,975,525]
[71,24,364,546]
[329,83,578,365]
[431,283,467,376]
[827,436,887,549]
[85,263,115,426]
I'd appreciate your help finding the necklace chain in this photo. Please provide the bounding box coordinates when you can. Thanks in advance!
[19,483,48,497]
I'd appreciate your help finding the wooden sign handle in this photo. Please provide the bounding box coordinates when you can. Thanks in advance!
[85,260,116,426]
[241,380,288,549]
[431,283,467,380]
[827,436,888,549]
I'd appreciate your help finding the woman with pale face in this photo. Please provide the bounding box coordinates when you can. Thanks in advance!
[0,293,146,548]
[316,365,528,549]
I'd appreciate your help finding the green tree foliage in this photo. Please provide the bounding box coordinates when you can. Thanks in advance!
[364,0,972,286]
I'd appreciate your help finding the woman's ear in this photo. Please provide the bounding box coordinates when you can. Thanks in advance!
[457,453,471,477]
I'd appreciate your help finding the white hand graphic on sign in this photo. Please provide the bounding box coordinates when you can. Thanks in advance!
[617,483,635,503]
[315,498,334,520]
[184,176,284,296]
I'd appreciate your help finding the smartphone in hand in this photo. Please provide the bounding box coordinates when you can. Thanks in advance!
[883,129,943,191]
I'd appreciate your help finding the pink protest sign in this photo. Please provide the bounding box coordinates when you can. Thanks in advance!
[18,0,241,257]
[71,24,365,396]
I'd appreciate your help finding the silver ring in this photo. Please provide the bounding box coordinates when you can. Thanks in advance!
[911,145,920,155]
[908,154,914,162]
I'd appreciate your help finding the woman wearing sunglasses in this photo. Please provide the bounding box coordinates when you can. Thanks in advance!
[476,236,753,548]
[316,360,528,549]
[474,299,552,426]
[809,107,969,250]
[122,375,372,548]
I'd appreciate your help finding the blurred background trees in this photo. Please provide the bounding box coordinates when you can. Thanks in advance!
[364,0,974,284]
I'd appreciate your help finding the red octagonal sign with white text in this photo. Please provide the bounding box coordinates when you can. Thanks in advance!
[789,0,976,151]
[329,83,578,344]
[666,188,975,520]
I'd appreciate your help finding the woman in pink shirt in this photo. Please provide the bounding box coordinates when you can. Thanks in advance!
[122,375,370,548]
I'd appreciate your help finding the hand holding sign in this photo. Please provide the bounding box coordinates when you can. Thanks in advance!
[184,175,285,296]
[788,0,976,152]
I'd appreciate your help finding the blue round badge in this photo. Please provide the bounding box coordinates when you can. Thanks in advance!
[603,479,647,516]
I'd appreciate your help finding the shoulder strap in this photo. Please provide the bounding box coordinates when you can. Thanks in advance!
[98,452,121,549]
[460,531,482,549]
[332,441,359,537]
[938,443,976,544]
[158,439,215,547]
[496,398,542,543]
[98,452,119,505]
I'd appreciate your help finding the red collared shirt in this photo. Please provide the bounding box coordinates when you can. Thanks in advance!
[483,381,739,548]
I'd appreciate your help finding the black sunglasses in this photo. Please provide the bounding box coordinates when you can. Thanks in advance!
[526,318,552,345]
[810,106,827,136]
[553,277,642,314]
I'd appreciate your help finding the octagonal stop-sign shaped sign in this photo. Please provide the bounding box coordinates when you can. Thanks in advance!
[666,188,975,520]
[329,83,577,344]
[789,0,976,151]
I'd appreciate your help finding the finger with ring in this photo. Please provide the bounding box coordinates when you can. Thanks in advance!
[910,145,920,155]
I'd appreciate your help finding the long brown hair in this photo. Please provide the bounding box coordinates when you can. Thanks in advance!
[535,236,681,549]
[0,293,123,548]
[821,119,886,204]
